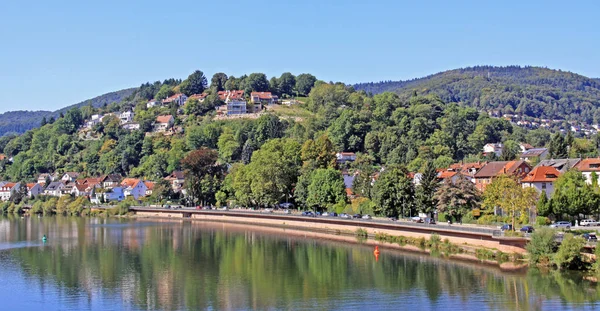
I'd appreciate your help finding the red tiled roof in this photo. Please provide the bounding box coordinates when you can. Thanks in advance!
[121,178,141,188]
[438,171,458,179]
[345,188,353,196]
[74,184,89,192]
[574,158,600,172]
[163,93,184,103]
[156,115,173,124]
[474,161,530,178]
[522,166,561,183]
[0,154,6,161]
[251,92,275,100]
[26,183,37,189]
[1,183,16,190]
[144,181,155,190]
[218,90,245,101]
[189,93,208,100]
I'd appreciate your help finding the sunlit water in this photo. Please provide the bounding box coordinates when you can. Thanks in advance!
[0,216,599,311]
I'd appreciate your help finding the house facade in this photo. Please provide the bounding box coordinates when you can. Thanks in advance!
[91,187,124,204]
[44,181,65,197]
[26,183,43,197]
[119,111,134,124]
[101,174,122,188]
[162,93,188,106]
[483,143,503,157]
[61,172,80,183]
[473,160,532,191]
[121,178,147,199]
[574,158,600,185]
[250,92,278,105]
[0,183,20,201]
[520,148,549,162]
[336,152,356,163]
[165,171,185,191]
[154,115,175,132]
[521,166,560,197]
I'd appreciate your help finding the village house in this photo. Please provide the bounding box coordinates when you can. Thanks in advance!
[520,148,549,162]
[436,170,470,184]
[121,178,148,199]
[147,99,160,108]
[521,166,561,197]
[250,92,278,106]
[154,115,175,132]
[519,143,534,152]
[122,122,140,130]
[483,143,503,157]
[220,90,248,115]
[119,111,134,124]
[574,158,600,185]
[100,174,122,188]
[535,158,581,173]
[71,183,93,197]
[90,187,124,204]
[44,181,65,197]
[85,114,104,129]
[26,183,43,198]
[61,172,80,183]
[189,93,208,102]
[0,183,21,201]
[336,152,357,163]
[144,181,155,196]
[446,162,487,182]
[162,93,188,106]
[37,173,55,185]
[473,160,532,191]
[165,171,185,191]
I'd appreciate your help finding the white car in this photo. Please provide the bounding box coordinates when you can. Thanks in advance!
[581,219,599,227]
[362,214,372,220]
[322,212,330,216]
[550,221,571,229]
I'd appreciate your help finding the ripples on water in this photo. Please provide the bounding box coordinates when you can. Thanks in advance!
[0,216,598,311]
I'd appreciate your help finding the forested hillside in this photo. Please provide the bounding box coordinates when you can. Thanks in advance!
[0,88,136,136]
[354,66,600,124]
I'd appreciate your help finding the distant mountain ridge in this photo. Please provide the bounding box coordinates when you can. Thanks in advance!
[0,88,136,136]
[354,66,600,124]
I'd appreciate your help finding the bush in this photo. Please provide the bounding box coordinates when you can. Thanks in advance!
[536,216,551,226]
[429,233,442,249]
[526,227,557,266]
[438,213,447,222]
[553,233,586,270]
[477,214,509,225]
[355,228,368,239]
[461,211,475,224]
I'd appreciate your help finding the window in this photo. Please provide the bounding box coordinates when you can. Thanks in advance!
[542,183,546,190]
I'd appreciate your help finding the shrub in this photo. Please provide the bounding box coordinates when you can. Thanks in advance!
[526,228,557,266]
[429,233,442,249]
[553,233,586,270]
[30,201,43,214]
[462,211,475,224]
[355,228,368,239]
[536,216,551,226]
[438,213,447,222]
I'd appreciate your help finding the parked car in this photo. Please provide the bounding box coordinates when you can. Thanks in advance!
[283,209,291,214]
[279,203,294,209]
[411,217,423,223]
[582,233,598,242]
[353,214,362,219]
[520,225,535,233]
[389,217,398,222]
[301,211,314,217]
[581,219,599,227]
[362,214,372,220]
[340,213,352,219]
[550,221,571,229]
[424,218,436,225]
[500,224,513,231]
[329,212,338,217]
[164,205,171,209]
[322,212,330,216]
[263,208,273,213]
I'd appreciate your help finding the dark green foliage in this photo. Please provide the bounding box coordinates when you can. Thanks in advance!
[180,70,208,96]
[295,73,317,96]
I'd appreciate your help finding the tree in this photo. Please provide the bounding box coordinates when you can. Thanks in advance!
[180,70,208,96]
[500,140,520,161]
[244,73,270,94]
[548,132,568,159]
[415,161,438,216]
[217,128,240,163]
[180,148,224,205]
[255,114,285,146]
[537,191,551,217]
[300,134,336,171]
[553,233,585,270]
[305,168,347,212]
[526,228,556,266]
[483,175,538,229]
[295,73,317,96]
[434,178,481,222]
[155,85,174,101]
[372,165,414,217]
[277,72,296,97]
[210,73,228,92]
[551,170,599,223]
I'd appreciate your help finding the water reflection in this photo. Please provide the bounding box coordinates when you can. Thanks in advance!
[0,216,598,310]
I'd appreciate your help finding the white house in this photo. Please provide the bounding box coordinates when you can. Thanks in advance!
[144,181,155,196]
[336,152,357,163]
[122,122,140,130]
[147,99,160,108]
[85,114,104,128]
[154,115,175,132]
[165,171,185,191]
[61,172,80,183]
[100,174,122,188]
[0,183,21,201]
[483,143,503,157]
[121,178,148,199]
[72,183,93,197]
[162,93,188,106]
[91,187,125,204]
[574,158,600,185]
[119,111,134,124]
[250,92,278,106]
[521,166,560,197]
[44,181,65,197]
[26,183,43,198]
[520,148,549,162]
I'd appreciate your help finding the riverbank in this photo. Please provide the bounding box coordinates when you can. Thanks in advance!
[131,209,529,270]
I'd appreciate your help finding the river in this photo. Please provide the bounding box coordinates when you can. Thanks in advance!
[0,216,598,310]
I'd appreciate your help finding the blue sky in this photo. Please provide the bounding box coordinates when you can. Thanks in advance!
[0,0,598,113]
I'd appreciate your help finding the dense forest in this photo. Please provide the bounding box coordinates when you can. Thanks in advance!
[0,88,136,136]
[354,66,600,124]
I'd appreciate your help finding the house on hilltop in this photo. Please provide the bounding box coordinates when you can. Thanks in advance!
[251,92,278,106]
[483,143,503,157]
[100,174,122,188]
[154,115,175,132]
[162,93,188,106]
[61,172,80,183]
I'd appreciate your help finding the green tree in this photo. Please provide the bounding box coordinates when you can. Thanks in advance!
[210,73,228,92]
[217,128,240,163]
[277,72,296,97]
[537,191,551,217]
[434,178,481,222]
[553,233,585,270]
[305,168,347,212]
[180,148,224,205]
[551,170,599,223]
[155,85,174,100]
[295,73,317,96]
[415,161,439,217]
[244,73,270,94]
[180,70,208,96]
[255,114,285,146]
[372,165,414,217]
[300,134,336,171]
[548,132,568,159]
[525,227,556,266]
[483,175,538,229]
[500,140,520,161]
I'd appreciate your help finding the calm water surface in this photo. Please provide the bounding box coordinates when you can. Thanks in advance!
[0,216,599,311]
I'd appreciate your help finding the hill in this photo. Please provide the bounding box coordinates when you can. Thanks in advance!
[0,88,136,136]
[354,66,600,124]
